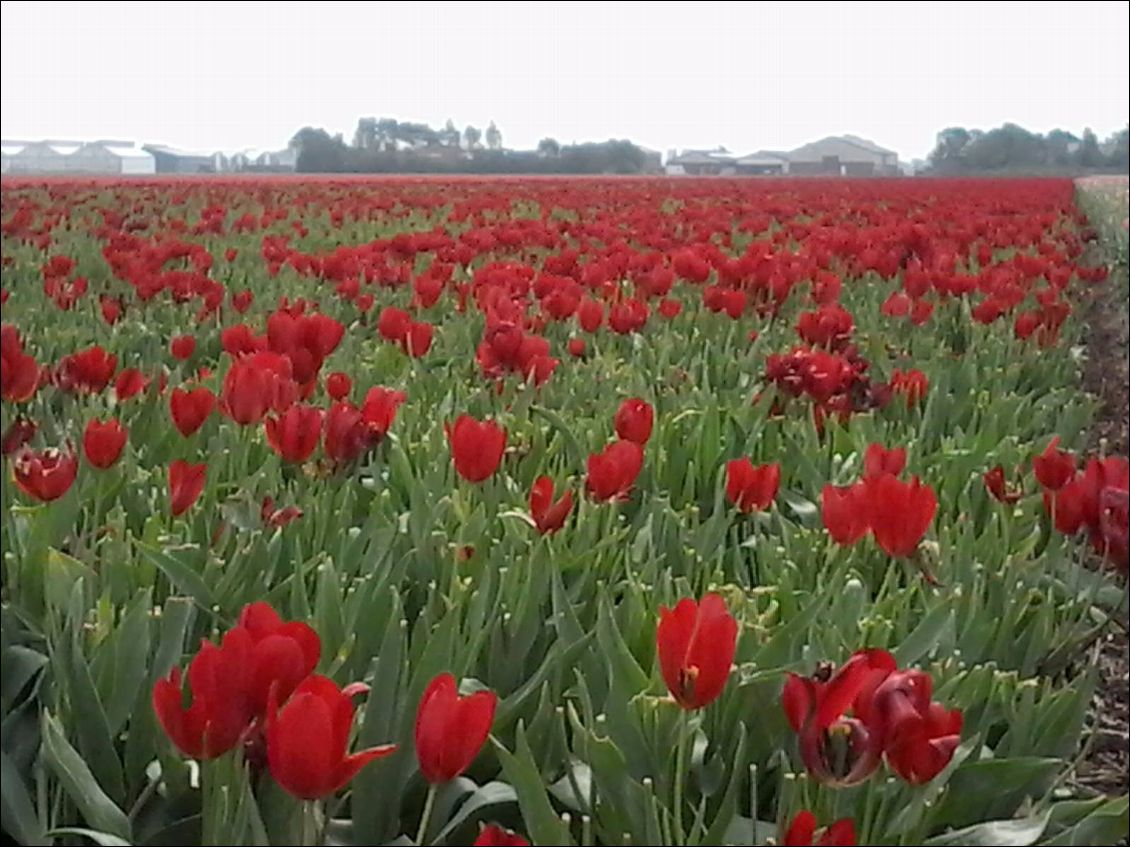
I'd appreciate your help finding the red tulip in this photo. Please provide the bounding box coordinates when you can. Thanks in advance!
[577,298,603,332]
[862,474,937,558]
[324,402,375,466]
[783,811,856,846]
[377,306,412,343]
[169,387,216,437]
[168,460,206,517]
[360,386,407,439]
[821,483,868,545]
[567,337,586,357]
[863,444,906,478]
[585,439,644,502]
[325,371,352,401]
[414,672,497,783]
[473,825,530,846]
[404,320,434,357]
[890,368,928,408]
[781,649,896,786]
[82,418,127,469]
[529,476,574,535]
[1,417,36,456]
[1,325,40,402]
[12,447,78,502]
[1033,437,1075,491]
[237,602,321,718]
[862,669,963,785]
[613,398,655,445]
[55,345,116,394]
[152,626,256,760]
[170,335,196,361]
[725,458,780,513]
[983,465,1022,504]
[447,415,506,483]
[261,497,304,529]
[656,593,737,710]
[220,354,294,426]
[658,297,682,319]
[113,367,148,401]
[266,675,396,799]
[264,404,323,464]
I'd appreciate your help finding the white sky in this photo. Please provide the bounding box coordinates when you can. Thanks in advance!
[1,1,1127,160]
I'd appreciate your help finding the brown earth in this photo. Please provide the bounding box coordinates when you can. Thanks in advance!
[1074,236,1129,802]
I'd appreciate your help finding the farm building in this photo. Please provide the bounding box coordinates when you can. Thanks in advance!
[67,142,156,175]
[4,141,81,173]
[664,150,738,176]
[734,151,791,175]
[787,135,899,176]
[143,145,214,173]
[1,143,26,173]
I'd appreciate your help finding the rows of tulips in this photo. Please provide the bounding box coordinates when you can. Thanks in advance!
[1,175,1127,846]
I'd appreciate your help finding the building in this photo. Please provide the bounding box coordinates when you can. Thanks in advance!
[787,135,899,176]
[4,141,81,174]
[734,151,790,175]
[664,149,738,176]
[67,142,155,174]
[227,147,298,172]
[143,145,214,173]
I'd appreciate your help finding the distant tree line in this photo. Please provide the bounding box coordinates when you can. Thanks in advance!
[289,117,651,174]
[926,123,1128,174]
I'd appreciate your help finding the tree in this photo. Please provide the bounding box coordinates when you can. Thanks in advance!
[929,127,972,170]
[440,119,460,147]
[290,127,348,172]
[485,121,502,151]
[463,125,482,150]
[1076,128,1103,168]
[1105,127,1129,171]
[537,138,561,157]
[353,118,377,150]
[1044,129,1078,167]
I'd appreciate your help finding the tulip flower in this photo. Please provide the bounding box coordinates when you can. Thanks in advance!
[614,398,654,445]
[863,443,906,478]
[170,387,216,437]
[529,476,573,535]
[414,672,497,784]
[1033,437,1075,491]
[264,404,323,464]
[821,483,869,545]
[447,415,506,483]
[862,474,937,558]
[474,825,531,846]
[325,371,352,401]
[13,447,78,502]
[656,593,737,710]
[82,418,128,469]
[266,675,396,799]
[585,439,644,502]
[725,458,780,513]
[170,335,196,360]
[168,460,206,517]
[783,811,856,846]
[983,465,1022,504]
[360,386,407,439]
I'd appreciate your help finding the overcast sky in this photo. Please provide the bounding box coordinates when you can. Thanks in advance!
[2,1,1127,160]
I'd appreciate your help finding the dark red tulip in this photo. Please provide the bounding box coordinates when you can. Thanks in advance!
[783,811,856,846]
[13,447,78,502]
[169,387,216,437]
[324,402,376,466]
[266,675,396,799]
[170,335,196,361]
[55,345,116,394]
[237,602,321,716]
[529,476,573,534]
[447,415,506,483]
[586,439,644,502]
[360,386,407,438]
[1033,437,1075,491]
[725,458,780,513]
[168,460,206,517]
[473,825,530,846]
[781,649,896,786]
[862,669,963,785]
[983,465,1022,504]
[613,398,654,445]
[657,593,737,710]
[113,367,148,401]
[82,418,128,469]
[325,371,352,401]
[2,418,37,456]
[414,672,497,783]
[821,483,868,545]
[264,404,323,464]
[862,474,937,558]
[863,443,906,478]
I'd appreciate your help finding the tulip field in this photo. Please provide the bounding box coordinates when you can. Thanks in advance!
[1,175,1128,847]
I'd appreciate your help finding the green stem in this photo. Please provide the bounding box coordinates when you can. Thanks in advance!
[416,784,437,846]
[301,800,322,847]
[673,713,689,846]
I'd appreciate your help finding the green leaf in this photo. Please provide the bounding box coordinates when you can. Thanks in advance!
[136,542,217,610]
[699,723,748,846]
[492,725,574,846]
[433,780,519,843]
[44,828,133,846]
[103,592,152,735]
[924,810,1050,846]
[41,711,131,841]
[894,600,955,667]
[1,750,45,846]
